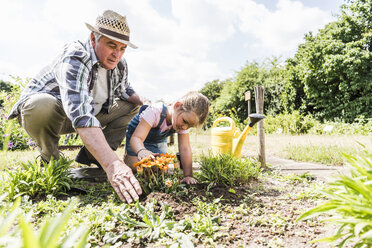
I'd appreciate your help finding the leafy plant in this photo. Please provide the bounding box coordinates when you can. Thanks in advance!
[134,153,185,195]
[118,200,176,242]
[181,212,221,238]
[181,198,223,240]
[6,157,73,199]
[105,200,194,247]
[0,195,89,248]
[197,152,261,186]
[297,148,372,247]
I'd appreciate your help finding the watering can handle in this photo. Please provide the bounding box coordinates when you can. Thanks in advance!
[212,117,235,129]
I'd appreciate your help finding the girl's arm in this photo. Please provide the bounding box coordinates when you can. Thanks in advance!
[178,133,197,184]
[130,119,155,160]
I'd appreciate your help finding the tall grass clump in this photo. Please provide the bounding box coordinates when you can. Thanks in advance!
[6,157,73,200]
[197,153,261,186]
[297,147,372,247]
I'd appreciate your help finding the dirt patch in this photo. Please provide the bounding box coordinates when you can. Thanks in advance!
[134,176,332,248]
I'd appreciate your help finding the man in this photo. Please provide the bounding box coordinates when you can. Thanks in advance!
[9,10,143,203]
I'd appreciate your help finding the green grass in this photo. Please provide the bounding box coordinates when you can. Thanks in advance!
[0,133,370,247]
[284,144,361,166]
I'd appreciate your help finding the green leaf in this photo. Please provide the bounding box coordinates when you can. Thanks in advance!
[296,203,338,221]
[61,226,90,248]
[39,204,75,248]
[360,229,372,239]
[228,188,236,194]
[19,217,40,248]
[0,198,21,236]
[354,222,369,236]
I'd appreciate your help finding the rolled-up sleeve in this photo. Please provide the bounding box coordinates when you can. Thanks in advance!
[55,52,101,129]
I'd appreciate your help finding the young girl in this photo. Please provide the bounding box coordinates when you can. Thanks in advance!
[124,91,209,184]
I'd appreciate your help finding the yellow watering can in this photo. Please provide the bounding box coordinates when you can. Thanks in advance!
[211,114,265,157]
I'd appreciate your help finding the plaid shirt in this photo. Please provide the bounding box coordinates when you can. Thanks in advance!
[9,39,135,129]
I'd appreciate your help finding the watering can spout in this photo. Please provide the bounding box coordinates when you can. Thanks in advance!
[232,113,265,157]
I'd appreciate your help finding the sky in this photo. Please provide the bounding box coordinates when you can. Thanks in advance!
[0,0,344,102]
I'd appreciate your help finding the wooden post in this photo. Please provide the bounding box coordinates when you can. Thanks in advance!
[254,86,266,169]
[245,91,251,117]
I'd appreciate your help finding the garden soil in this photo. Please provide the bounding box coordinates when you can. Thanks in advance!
[139,156,349,247]
[71,155,349,247]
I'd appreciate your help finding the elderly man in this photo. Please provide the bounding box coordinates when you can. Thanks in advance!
[9,10,143,203]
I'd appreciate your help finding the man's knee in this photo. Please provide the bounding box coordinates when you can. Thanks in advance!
[22,93,61,121]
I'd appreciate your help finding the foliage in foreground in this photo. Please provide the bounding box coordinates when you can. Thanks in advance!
[0,195,89,248]
[297,148,372,247]
[6,157,73,200]
[197,153,261,186]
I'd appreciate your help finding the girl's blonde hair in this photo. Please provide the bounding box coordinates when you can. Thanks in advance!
[178,91,209,127]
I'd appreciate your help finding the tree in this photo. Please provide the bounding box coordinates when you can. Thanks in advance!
[199,79,226,103]
[213,59,287,124]
[287,0,372,122]
[0,80,15,108]
[0,80,14,93]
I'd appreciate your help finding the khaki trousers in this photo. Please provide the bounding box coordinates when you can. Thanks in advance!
[18,93,139,161]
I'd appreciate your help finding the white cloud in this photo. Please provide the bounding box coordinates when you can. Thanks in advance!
[0,0,340,102]
[234,0,333,55]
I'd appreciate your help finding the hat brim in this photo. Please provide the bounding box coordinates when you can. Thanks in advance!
[85,23,138,49]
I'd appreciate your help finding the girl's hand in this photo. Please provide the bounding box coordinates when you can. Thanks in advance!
[181,176,198,184]
[137,148,158,161]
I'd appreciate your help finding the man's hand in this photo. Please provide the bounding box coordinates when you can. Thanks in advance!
[181,176,198,185]
[105,160,142,203]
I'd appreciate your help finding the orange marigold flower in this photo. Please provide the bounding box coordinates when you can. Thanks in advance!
[134,153,177,170]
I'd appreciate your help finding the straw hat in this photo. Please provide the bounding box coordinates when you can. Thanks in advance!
[86,10,137,49]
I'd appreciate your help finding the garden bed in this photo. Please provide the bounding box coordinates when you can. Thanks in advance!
[68,169,328,247]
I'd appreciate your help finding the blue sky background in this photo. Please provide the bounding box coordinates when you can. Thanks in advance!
[0,0,344,102]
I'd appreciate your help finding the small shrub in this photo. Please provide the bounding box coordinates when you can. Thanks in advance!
[6,157,73,200]
[297,147,372,247]
[197,153,261,186]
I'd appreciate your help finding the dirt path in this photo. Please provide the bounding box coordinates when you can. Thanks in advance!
[266,155,351,182]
